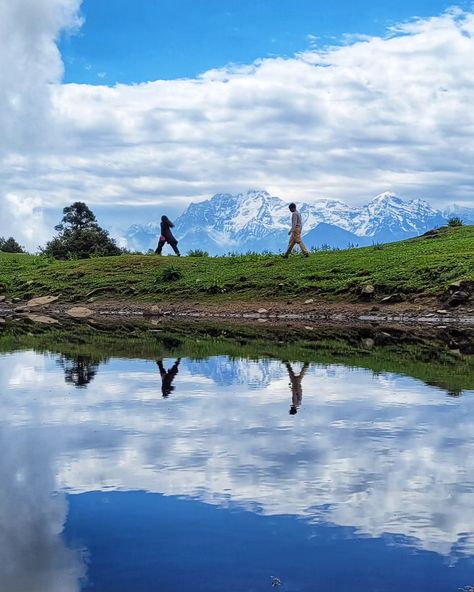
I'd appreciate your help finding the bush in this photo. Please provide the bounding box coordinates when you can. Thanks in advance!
[372,241,384,250]
[0,236,25,253]
[187,249,209,257]
[447,216,464,227]
[160,265,183,282]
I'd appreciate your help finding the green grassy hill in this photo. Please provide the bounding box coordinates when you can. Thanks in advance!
[1,225,473,303]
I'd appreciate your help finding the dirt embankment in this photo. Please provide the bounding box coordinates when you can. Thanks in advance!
[1,295,473,327]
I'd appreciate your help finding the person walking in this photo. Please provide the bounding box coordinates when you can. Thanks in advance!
[155,215,181,256]
[283,203,309,258]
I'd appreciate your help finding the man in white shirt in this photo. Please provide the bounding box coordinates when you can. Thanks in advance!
[283,203,309,258]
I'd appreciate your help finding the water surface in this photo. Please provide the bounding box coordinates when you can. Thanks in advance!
[0,322,473,591]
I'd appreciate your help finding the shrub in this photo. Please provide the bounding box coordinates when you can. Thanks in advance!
[447,216,463,227]
[0,236,25,253]
[160,265,183,282]
[187,249,209,257]
[372,241,384,250]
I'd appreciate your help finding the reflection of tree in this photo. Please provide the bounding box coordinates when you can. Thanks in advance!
[447,390,462,398]
[157,358,181,397]
[58,355,100,388]
[285,362,309,415]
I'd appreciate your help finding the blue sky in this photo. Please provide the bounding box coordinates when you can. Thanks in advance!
[60,0,457,84]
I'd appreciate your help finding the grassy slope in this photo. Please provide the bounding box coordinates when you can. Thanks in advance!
[1,226,473,302]
[0,319,472,394]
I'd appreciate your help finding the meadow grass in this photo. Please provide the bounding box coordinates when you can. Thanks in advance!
[1,225,473,302]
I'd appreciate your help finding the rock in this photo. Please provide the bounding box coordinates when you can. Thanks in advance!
[360,284,375,300]
[421,228,442,239]
[67,306,94,318]
[447,290,470,307]
[374,331,395,346]
[26,295,59,308]
[257,308,268,314]
[149,305,163,315]
[0,317,5,324]
[362,337,375,348]
[448,279,474,292]
[0,295,5,302]
[436,309,448,315]
[380,293,406,304]
[370,305,380,312]
[26,314,59,325]
[304,299,314,305]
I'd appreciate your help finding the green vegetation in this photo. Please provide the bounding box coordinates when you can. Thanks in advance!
[0,236,25,253]
[187,249,209,257]
[0,225,473,302]
[0,318,472,395]
[447,216,464,227]
[42,201,122,259]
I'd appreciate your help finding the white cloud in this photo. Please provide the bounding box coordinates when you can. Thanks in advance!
[1,353,473,560]
[0,0,82,248]
[0,4,473,248]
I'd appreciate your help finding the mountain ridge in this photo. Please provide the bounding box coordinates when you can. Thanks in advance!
[125,189,473,254]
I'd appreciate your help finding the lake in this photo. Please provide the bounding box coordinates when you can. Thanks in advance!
[0,318,473,591]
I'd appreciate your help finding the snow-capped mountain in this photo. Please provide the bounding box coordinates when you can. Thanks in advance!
[348,192,446,240]
[125,189,456,254]
[443,204,474,225]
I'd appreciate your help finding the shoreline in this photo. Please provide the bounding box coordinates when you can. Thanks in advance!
[1,298,473,327]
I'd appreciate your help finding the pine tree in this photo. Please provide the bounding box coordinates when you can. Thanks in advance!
[43,202,122,259]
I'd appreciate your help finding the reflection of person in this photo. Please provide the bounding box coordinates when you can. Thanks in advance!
[157,358,181,397]
[285,362,309,415]
[155,215,181,256]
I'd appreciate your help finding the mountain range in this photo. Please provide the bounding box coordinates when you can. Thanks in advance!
[125,190,474,254]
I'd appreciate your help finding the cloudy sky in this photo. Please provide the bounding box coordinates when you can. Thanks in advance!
[0,0,473,248]
[1,349,473,583]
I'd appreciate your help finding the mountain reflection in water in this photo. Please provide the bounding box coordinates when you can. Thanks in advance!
[0,323,473,591]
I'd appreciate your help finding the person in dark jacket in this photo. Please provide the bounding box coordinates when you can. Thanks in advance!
[157,358,181,397]
[155,215,181,256]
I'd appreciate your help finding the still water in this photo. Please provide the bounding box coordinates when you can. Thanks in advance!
[0,327,473,591]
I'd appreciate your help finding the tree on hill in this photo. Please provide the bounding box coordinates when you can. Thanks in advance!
[0,236,25,253]
[43,202,122,259]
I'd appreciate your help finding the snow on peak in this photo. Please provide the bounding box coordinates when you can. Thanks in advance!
[125,189,450,252]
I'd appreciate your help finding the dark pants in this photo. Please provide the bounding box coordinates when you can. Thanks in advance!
[155,238,180,256]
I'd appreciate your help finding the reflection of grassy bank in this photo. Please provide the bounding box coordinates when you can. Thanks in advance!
[0,226,473,302]
[1,318,472,395]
